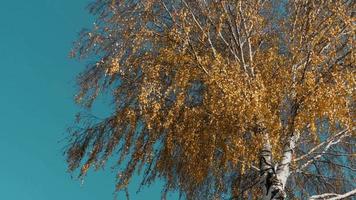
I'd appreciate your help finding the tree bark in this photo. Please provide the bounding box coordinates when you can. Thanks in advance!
[260,133,299,200]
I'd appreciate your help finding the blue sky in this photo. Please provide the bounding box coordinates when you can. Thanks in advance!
[0,1,172,199]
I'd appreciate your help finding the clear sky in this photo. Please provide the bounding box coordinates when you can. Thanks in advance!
[0,1,173,199]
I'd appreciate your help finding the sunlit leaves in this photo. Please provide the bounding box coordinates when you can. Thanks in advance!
[66,0,355,199]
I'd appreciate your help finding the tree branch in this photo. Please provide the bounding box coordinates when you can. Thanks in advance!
[294,128,353,162]
[309,188,356,200]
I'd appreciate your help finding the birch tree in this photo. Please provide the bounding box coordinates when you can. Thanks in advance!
[66,0,355,199]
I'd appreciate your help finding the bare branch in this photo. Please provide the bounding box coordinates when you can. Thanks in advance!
[294,128,354,162]
[309,188,356,200]
[294,127,354,173]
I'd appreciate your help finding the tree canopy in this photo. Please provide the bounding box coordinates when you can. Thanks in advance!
[66,0,355,199]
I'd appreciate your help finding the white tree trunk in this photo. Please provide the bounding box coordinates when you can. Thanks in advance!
[260,133,299,200]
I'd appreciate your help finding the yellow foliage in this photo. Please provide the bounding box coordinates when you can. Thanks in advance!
[67,0,355,199]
